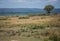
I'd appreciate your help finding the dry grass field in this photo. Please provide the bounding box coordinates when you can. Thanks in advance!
[0,14,60,41]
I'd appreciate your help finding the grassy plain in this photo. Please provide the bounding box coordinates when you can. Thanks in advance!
[0,14,60,41]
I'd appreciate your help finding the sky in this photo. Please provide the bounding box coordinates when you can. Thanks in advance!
[0,0,60,8]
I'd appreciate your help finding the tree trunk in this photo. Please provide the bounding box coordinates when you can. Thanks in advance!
[47,11,50,15]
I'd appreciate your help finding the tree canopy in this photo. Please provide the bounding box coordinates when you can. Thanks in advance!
[44,5,54,15]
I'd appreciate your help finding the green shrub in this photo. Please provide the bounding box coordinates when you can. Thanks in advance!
[30,25,45,29]
[0,30,5,32]
[39,25,45,29]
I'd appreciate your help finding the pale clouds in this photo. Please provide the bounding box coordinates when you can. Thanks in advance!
[13,0,27,2]
[13,0,41,2]
[0,0,58,3]
[48,0,58,2]
[12,0,58,3]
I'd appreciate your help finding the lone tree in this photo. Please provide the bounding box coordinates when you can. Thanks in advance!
[44,5,54,15]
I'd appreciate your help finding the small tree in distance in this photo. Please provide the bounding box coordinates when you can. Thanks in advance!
[44,5,54,15]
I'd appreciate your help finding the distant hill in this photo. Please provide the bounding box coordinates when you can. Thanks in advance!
[0,8,43,12]
[0,8,60,16]
[0,8,60,13]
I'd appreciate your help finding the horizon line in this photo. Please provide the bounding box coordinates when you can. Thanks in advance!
[0,8,60,9]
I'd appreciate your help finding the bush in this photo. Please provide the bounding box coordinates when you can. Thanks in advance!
[18,16,29,19]
[0,30,5,32]
[30,25,45,29]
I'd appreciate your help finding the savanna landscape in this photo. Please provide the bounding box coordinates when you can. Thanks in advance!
[0,0,60,41]
[0,13,60,41]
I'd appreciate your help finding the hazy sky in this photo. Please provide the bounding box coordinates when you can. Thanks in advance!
[0,0,60,8]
